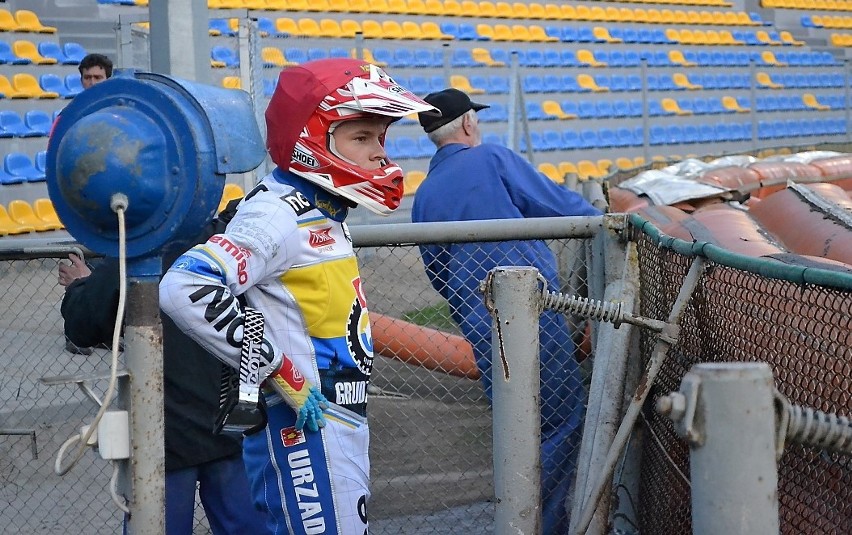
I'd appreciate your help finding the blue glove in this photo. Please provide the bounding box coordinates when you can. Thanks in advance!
[266,356,329,432]
[296,386,330,432]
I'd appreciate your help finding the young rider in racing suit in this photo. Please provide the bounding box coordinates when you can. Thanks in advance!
[159,59,437,535]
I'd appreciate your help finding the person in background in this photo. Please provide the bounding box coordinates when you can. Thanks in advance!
[159,59,438,534]
[78,53,112,89]
[60,202,269,535]
[413,88,602,535]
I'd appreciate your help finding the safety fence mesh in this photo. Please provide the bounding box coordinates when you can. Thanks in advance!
[631,218,852,535]
[0,237,590,534]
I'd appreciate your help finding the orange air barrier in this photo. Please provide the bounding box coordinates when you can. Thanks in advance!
[748,161,823,199]
[370,312,481,380]
[608,187,649,213]
[698,165,761,191]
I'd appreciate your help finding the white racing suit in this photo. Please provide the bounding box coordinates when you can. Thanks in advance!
[160,169,372,535]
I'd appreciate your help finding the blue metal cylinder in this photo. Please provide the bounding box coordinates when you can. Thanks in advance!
[47,70,265,275]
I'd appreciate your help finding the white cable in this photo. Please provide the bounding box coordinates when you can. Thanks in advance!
[55,201,128,483]
[54,434,82,475]
[110,461,130,514]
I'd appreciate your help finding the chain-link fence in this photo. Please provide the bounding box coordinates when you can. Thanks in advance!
[0,224,595,534]
[630,215,852,535]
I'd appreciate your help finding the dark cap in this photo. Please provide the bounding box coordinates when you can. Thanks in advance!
[418,88,489,133]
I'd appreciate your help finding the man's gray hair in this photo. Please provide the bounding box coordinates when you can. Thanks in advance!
[426,109,477,146]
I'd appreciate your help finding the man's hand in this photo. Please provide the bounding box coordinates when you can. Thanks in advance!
[58,254,91,287]
[266,357,329,432]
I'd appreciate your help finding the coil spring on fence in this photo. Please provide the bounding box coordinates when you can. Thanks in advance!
[785,404,852,455]
[541,291,624,326]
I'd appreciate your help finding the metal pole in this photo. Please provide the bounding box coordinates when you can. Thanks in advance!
[121,277,166,535]
[659,362,780,535]
[749,57,758,150]
[845,58,850,142]
[489,267,542,535]
[641,56,649,162]
[508,51,518,152]
[149,0,211,83]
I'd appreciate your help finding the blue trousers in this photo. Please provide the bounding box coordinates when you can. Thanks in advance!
[165,454,268,534]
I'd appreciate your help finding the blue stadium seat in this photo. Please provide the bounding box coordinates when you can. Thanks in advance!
[595,100,614,118]
[394,137,419,159]
[560,75,581,93]
[598,128,616,148]
[417,49,442,68]
[542,49,561,68]
[609,75,627,92]
[262,78,275,97]
[488,76,510,94]
[648,100,664,116]
[40,74,74,99]
[577,27,595,43]
[209,18,237,37]
[285,48,308,65]
[24,110,51,136]
[481,133,503,146]
[576,100,597,119]
[542,75,561,93]
[38,41,76,64]
[63,42,87,63]
[559,50,578,67]
[709,51,726,67]
[458,23,481,41]
[620,28,639,44]
[523,49,545,68]
[611,99,629,117]
[211,46,239,68]
[525,102,550,121]
[418,136,436,158]
[665,125,684,144]
[607,50,624,67]
[307,48,328,62]
[623,50,641,67]
[329,47,349,59]
[383,138,399,160]
[0,111,39,137]
[561,130,580,150]
[35,150,47,176]
[408,75,431,96]
[542,130,562,151]
[692,98,709,114]
[479,102,507,122]
[440,22,461,39]
[522,75,544,93]
[545,26,565,42]
[627,99,643,117]
[613,127,632,147]
[579,129,600,148]
[5,153,42,181]
[560,27,579,43]
[0,42,30,65]
[257,18,280,38]
[649,125,666,145]
[452,49,478,68]
[560,100,579,117]
[429,76,445,93]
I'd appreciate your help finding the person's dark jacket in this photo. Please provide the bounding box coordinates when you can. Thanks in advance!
[61,203,242,471]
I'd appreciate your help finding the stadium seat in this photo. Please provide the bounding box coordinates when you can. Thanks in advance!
[284,48,308,65]
[23,110,51,136]
[9,200,53,231]
[262,47,289,68]
[208,18,234,37]
[472,48,505,67]
[0,204,34,234]
[525,101,549,121]
[11,40,55,65]
[487,75,510,94]
[577,74,607,92]
[451,74,484,94]
[5,152,42,181]
[64,73,83,97]
[34,198,64,230]
[0,41,30,65]
[15,10,56,33]
[10,73,57,98]
[37,41,76,65]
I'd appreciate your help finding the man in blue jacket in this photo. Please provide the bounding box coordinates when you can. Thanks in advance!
[413,88,602,535]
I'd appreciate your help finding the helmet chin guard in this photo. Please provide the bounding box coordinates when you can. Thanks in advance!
[265,59,439,215]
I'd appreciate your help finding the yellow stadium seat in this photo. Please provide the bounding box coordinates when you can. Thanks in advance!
[471,47,505,66]
[560,5,577,20]
[303,0,331,11]
[669,49,697,67]
[542,100,576,119]
[665,28,683,43]
[34,199,64,230]
[297,18,322,37]
[779,31,805,46]
[279,0,307,10]
[577,160,602,180]
[0,203,34,234]
[15,10,56,33]
[479,1,498,17]
[802,93,831,111]
[661,98,692,115]
[0,74,27,98]
[423,0,444,15]
[718,30,742,45]
[327,0,350,11]
[756,71,783,89]
[615,157,635,171]
[760,50,786,66]
[631,8,649,24]
[262,47,293,67]
[672,72,701,90]
[529,25,558,42]
[658,9,675,24]
[698,10,714,24]
[597,159,612,175]
[685,11,701,25]
[381,20,406,38]
[450,74,484,94]
[14,73,58,98]
[671,11,688,25]
[735,12,757,26]
[13,40,57,65]
[9,200,55,232]
[592,26,621,43]
[558,162,578,179]
[644,9,662,23]
[527,3,546,19]
[543,4,563,20]
[703,30,722,45]
[476,24,495,40]
[577,49,606,67]
[421,21,453,39]
[318,19,345,38]
[575,5,591,20]
[512,2,531,18]
[492,24,514,41]
[367,0,392,12]
[577,74,608,92]
[460,0,480,16]
[275,17,299,36]
[221,76,242,89]
[340,19,362,37]
[721,95,749,113]
[403,170,427,195]
[0,9,20,31]
[494,1,513,18]
[218,183,245,213]
[405,0,429,14]
[538,163,563,183]
[443,0,462,16]
[361,19,383,38]
[510,24,535,41]
[632,156,646,167]
[347,0,370,11]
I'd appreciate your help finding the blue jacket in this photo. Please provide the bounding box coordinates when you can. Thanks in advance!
[412,142,601,430]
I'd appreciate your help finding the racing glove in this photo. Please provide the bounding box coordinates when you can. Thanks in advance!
[262,353,329,432]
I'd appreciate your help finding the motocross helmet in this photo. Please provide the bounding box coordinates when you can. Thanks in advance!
[266,58,439,215]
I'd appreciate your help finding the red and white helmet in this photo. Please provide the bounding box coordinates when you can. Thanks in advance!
[266,59,438,215]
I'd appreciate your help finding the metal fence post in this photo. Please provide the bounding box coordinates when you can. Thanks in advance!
[121,277,166,535]
[488,267,542,535]
[659,362,780,535]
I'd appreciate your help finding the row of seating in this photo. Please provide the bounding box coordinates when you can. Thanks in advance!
[762,0,850,11]
[0,41,87,65]
[0,111,54,138]
[0,73,82,99]
[0,198,64,235]
[829,33,852,47]
[1,151,48,184]
[801,15,852,29]
[204,0,737,19]
[0,9,56,33]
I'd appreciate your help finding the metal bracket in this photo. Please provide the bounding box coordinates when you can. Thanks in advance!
[656,371,703,446]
